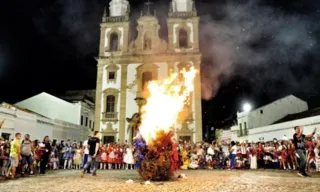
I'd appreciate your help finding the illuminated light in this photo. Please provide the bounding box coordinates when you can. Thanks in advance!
[243,103,252,112]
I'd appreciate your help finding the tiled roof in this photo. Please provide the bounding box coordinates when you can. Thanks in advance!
[273,107,320,124]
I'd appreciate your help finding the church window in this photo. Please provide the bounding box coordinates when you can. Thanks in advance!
[244,122,247,135]
[108,72,115,80]
[144,33,152,50]
[142,72,153,91]
[179,29,188,48]
[109,33,119,52]
[102,88,119,122]
[239,123,243,136]
[106,95,116,113]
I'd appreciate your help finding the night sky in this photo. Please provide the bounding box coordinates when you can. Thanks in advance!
[1,0,320,130]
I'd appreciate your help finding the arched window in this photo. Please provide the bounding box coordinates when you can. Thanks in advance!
[179,29,188,48]
[142,72,153,91]
[109,33,119,52]
[144,32,152,50]
[106,95,115,112]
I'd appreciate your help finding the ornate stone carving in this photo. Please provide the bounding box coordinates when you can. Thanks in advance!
[128,16,167,55]
[127,80,138,94]
[126,113,140,141]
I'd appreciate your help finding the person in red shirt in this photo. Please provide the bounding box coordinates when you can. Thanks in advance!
[288,139,297,170]
[257,142,264,168]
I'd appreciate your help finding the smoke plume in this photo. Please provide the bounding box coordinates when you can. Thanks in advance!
[199,0,319,100]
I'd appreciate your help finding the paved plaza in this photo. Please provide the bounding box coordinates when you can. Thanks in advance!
[0,170,319,192]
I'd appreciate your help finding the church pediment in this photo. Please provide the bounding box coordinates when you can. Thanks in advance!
[129,16,167,55]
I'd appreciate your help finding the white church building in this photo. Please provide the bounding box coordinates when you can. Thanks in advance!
[94,0,203,143]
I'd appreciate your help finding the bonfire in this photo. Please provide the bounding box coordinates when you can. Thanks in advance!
[134,67,197,181]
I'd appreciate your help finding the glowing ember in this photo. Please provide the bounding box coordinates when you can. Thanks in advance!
[139,67,197,145]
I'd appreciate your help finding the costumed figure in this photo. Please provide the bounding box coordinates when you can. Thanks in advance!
[124,145,135,170]
[100,144,108,169]
[107,144,115,169]
[73,146,82,169]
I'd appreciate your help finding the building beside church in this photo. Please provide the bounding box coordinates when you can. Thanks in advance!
[15,92,95,129]
[220,95,316,143]
[0,101,89,143]
[94,0,202,143]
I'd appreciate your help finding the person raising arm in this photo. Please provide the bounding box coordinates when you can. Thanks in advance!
[293,126,317,177]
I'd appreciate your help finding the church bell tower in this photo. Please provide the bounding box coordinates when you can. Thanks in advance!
[95,0,131,143]
[167,0,202,142]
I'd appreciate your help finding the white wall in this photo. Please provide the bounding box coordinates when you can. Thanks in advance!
[109,0,129,17]
[79,101,95,129]
[15,92,81,125]
[234,115,320,142]
[0,105,89,142]
[237,95,308,130]
[172,0,193,12]
[100,64,122,132]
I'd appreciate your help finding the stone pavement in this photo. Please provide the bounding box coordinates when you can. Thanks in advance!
[0,170,319,192]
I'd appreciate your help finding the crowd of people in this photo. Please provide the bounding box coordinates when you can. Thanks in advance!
[0,126,319,180]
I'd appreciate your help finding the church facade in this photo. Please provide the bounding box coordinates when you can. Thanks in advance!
[94,0,202,143]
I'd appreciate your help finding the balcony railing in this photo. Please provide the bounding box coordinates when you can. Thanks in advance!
[102,112,118,122]
[102,15,129,23]
[169,11,197,18]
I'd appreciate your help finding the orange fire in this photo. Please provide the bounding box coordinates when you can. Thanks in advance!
[139,67,197,145]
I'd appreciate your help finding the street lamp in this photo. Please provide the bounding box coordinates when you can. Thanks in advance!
[243,103,252,112]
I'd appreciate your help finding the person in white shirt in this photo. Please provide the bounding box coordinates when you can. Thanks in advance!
[229,141,237,169]
[81,135,91,173]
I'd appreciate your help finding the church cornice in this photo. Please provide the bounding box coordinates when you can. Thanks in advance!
[95,53,201,65]
[102,15,129,23]
[169,11,197,18]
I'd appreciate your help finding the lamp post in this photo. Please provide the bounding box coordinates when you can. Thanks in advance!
[134,97,146,114]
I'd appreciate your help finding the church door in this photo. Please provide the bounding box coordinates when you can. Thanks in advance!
[104,136,115,144]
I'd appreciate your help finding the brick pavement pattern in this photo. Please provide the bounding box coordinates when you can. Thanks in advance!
[0,170,319,192]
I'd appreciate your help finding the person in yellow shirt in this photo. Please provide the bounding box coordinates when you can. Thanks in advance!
[6,133,22,179]
[180,147,190,170]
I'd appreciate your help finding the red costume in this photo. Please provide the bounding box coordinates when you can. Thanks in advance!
[107,146,116,163]
[100,148,108,163]
[257,145,264,160]
[116,148,124,164]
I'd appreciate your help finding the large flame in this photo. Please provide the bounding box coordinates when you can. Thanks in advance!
[139,67,197,145]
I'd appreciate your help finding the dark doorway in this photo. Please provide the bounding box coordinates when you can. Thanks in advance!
[1,133,10,141]
[104,136,115,144]
[179,136,191,143]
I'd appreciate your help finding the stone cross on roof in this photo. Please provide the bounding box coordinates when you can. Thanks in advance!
[144,0,153,16]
